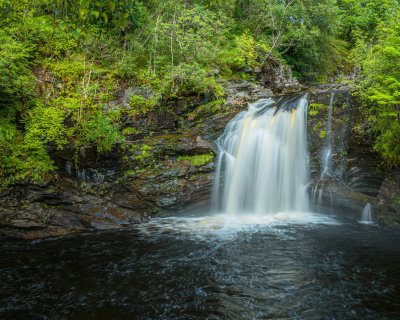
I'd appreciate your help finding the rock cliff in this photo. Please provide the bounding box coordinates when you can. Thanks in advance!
[1,62,397,238]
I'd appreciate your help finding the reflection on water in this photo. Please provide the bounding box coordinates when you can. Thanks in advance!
[1,211,400,319]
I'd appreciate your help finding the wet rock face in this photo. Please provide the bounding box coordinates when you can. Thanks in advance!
[122,86,155,108]
[0,129,216,239]
[116,159,214,212]
[373,169,400,226]
[307,87,385,213]
[0,187,84,239]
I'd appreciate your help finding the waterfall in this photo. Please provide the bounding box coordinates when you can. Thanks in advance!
[312,92,335,208]
[212,94,310,215]
[321,92,335,178]
[360,203,374,224]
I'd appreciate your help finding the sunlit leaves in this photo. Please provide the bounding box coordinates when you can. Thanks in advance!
[358,13,400,165]
[24,105,68,150]
[108,1,115,12]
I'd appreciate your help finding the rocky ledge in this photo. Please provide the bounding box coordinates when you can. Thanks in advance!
[0,131,217,239]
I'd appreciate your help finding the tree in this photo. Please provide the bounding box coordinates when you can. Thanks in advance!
[237,0,342,77]
[159,4,223,64]
[337,0,400,44]
[359,13,400,165]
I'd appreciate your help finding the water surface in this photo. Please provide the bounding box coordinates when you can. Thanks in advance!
[1,211,400,319]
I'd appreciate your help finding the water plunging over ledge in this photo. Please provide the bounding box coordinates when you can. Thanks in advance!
[213,94,309,215]
[360,202,374,224]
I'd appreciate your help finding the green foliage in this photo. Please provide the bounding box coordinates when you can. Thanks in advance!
[128,143,155,166]
[129,94,156,115]
[357,13,400,165]
[24,105,68,150]
[308,103,328,117]
[113,50,138,78]
[159,4,224,63]
[82,113,124,153]
[122,127,142,136]
[0,119,56,188]
[338,0,399,44]
[161,63,224,99]
[237,0,344,77]
[313,121,324,132]
[177,153,214,166]
[0,31,36,112]
[235,33,269,68]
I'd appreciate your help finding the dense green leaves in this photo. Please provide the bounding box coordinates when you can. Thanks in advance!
[82,113,124,153]
[0,118,57,188]
[0,31,36,112]
[338,0,399,43]
[357,13,400,165]
[234,0,343,77]
[1,0,400,188]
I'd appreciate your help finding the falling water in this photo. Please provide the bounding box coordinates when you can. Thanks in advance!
[321,92,335,178]
[360,203,374,224]
[212,95,309,215]
[312,92,335,208]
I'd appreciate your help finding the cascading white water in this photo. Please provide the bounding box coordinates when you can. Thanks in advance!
[360,203,374,224]
[212,95,310,215]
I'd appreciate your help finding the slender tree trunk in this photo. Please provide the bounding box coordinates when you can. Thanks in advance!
[171,6,176,66]
[80,54,86,121]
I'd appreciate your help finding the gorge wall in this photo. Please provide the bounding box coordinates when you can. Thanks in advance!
[1,62,398,239]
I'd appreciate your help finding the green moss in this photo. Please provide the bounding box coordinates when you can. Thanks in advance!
[122,127,142,136]
[313,121,323,131]
[313,75,329,84]
[177,153,214,166]
[309,103,328,117]
[320,130,327,138]
[190,97,226,120]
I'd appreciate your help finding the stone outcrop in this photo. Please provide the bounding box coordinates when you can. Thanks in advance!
[257,59,305,94]
[0,129,216,238]
[373,169,400,226]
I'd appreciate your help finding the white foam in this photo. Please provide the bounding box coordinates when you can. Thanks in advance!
[133,212,339,241]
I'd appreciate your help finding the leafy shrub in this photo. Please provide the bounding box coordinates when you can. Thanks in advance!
[82,113,124,153]
[0,31,36,112]
[24,104,68,150]
[0,119,56,188]
[161,62,224,99]
[129,94,156,115]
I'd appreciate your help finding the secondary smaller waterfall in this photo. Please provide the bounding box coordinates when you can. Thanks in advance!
[212,95,310,215]
[312,92,335,208]
[360,203,374,224]
[321,92,335,178]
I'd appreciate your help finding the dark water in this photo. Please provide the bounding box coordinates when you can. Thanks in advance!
[1,211,400,320]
